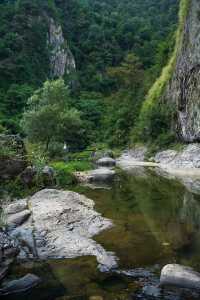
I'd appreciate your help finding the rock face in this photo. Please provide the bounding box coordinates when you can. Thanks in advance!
[5,189,117,271]
[166,0,200,142]
[47,18,76,78]
[0,135,27,180]
[0,231,19,263]
[160,264,200,290]
[154,150,178,164]
[155,144,200,168]
[0,230,19,284]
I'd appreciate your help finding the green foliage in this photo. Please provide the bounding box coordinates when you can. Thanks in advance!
[52,160,92,173]
[133,0,190,144]
[50,161,82,187]
[57,0,179,93]
[0,0,180,148]
[103,53,145,147]
[21,79,84,151]
[75,92,105,143]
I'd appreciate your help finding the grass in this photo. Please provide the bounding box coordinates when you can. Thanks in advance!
[51,160,92,173]
[50,160,93,188]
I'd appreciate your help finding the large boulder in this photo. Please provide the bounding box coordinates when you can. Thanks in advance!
[160,264,200,290]
[0,135,27,180]
[89,168,116,183]
[96,157,116,167]
[5,189,117,271]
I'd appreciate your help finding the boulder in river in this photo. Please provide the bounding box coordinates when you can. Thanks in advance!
[96,157,116,167]
[75,168,116,183]
[160,264,200,290]
[89,168,115,182]
[0,273,41,295]
[5,189,118,271]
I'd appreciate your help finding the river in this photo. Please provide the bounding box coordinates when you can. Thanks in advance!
[4,167,200,300]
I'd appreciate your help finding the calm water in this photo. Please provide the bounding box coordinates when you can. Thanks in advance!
[5,167,200,300]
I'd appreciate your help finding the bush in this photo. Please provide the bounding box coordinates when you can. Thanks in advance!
[51,162,78,187]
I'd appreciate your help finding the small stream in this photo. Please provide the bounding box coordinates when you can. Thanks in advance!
[5,167,200,300]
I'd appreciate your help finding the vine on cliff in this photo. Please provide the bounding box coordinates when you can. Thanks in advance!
[132,0,190,145]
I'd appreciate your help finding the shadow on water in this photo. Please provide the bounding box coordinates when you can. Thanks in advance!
[4,168,200,300]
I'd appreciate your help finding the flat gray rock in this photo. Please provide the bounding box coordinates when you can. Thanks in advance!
[5,189,117,270]
[160,264,200,290]
[0,273,41,295]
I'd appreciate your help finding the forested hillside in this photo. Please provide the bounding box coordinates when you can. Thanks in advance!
[0,0,179,148]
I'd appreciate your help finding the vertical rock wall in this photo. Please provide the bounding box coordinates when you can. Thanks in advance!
[166,0,200,142]
[47,18,76,78]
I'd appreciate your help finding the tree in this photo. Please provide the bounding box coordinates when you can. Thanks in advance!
[103,53,145,147]
[107,53,143,91]
[21,79,83,151]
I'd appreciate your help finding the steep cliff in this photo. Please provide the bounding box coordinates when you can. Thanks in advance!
[166,0,200,142]
[47,18,76,78]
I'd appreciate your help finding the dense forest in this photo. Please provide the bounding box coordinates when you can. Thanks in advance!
[0,0,179,150]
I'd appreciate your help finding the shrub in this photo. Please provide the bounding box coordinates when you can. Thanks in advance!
[51,162,78,187]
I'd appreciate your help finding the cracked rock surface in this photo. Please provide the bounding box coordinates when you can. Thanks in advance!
[5,189,117,271]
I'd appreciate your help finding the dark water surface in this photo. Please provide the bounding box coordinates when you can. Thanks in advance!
[5,168,200,300]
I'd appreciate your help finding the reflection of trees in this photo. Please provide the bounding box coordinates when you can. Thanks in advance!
[180,191,200,230]
[81,170,200,266]
[126,173,196,253]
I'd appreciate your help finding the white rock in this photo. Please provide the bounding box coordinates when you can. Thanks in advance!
[160,264,200,290]
[28,189,117,270]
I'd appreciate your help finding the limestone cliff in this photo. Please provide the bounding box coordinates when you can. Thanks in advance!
[166,0,200,142]
[47,18,76,78]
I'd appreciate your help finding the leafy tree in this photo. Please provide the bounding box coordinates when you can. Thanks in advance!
[21,79,83,151]
[103,53,145,147]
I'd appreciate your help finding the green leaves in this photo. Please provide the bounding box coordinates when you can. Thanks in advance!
[21,79,83,151]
